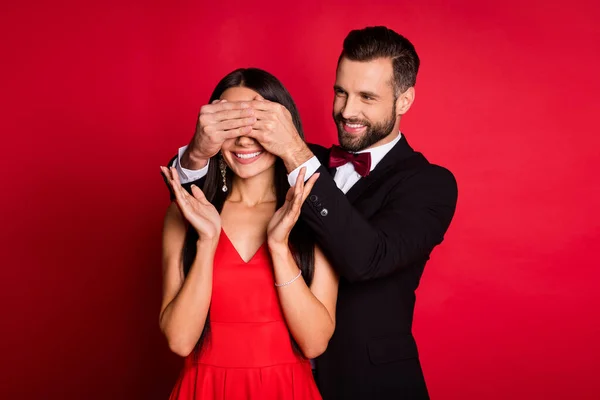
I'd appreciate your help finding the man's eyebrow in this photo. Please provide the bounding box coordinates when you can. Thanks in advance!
[359,91,380,99]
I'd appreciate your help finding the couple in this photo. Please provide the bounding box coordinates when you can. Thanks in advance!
[160,26,458,400]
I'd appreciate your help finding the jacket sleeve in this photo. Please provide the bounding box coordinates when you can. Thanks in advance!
[300,164,458,282]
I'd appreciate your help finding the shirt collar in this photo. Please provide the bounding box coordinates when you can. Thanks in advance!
[355,132,402,172]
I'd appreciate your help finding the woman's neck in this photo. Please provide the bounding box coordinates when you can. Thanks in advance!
[227,168,277,207]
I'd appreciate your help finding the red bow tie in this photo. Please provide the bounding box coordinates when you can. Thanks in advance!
[328,146,372,177]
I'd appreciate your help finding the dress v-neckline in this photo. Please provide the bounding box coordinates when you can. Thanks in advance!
[221,229,267,264]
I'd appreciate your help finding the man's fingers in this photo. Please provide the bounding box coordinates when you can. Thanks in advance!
[199,109,253,127]
[244,128,267,145]
[251,110,275,121]
[216,116,256,131]
[245,99,280,111]
[209,108,255,123]
[218,126,253,139]
[247,120,273,131]
[200,101,249,115]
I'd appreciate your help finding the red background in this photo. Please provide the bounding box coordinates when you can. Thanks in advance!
[1,0,599,399]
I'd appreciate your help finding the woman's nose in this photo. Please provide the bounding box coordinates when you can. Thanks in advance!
[236,135,257,146]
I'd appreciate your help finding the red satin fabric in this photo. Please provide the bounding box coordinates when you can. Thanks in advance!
[328,146,372,177]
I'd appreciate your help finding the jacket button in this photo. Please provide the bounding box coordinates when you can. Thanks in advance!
[320,208,328,217]
[309,195,318,203]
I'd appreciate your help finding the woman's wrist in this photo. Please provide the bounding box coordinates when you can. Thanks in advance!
[197,235,220,252]
[267,239,290,255]
[268,241,302,284]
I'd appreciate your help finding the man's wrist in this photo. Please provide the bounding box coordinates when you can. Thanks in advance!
[282,140,314,173]
[181,146,209,170]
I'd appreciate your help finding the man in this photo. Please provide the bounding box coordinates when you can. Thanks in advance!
[167,26,457,399]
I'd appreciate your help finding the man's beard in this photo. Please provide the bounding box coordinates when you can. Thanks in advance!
[333,108,397,152]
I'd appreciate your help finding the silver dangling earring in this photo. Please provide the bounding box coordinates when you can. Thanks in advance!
[219,156,228,192]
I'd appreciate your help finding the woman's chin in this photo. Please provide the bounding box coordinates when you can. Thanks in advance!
[230,166,269,180]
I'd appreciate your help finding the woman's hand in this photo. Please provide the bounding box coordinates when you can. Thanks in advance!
[161,166,221,241]
[267,168,319,246]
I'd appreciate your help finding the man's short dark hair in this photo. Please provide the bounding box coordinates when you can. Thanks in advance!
[339,26,420,94]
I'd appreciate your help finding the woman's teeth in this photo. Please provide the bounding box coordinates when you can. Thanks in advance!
[235,151,262,159]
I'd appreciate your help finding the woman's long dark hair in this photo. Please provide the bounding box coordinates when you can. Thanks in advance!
[181,68,315,356]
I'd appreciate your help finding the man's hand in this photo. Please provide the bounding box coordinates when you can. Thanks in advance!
[246,98,314,172]
[181,100,257,169]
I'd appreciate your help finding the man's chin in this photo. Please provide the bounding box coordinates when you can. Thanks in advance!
[336,131,363,151]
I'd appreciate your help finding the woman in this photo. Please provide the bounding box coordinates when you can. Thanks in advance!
[159,68,339,399]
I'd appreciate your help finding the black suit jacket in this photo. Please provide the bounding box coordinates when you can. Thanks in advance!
[166,135,457,400]
[302,136,457,400]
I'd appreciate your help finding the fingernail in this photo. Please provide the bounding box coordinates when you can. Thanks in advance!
[240,102,248,108]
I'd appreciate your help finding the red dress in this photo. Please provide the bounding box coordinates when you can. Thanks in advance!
[169,230,322,400]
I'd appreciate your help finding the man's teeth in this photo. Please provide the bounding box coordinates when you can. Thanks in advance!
[346,123,365,128]
[236,151,262,159]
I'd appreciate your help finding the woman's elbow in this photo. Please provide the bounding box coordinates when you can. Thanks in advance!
[302,340,330,359]
[301,329,334,359]
[161,323,197,357]
[166,336,196,357]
